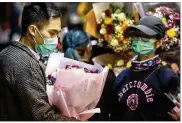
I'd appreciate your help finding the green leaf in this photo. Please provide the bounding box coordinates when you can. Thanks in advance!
[127,13,133,19]
[115,8,121,14]
[148,8,155,12]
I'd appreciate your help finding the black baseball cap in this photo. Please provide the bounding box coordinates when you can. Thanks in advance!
[125,16,165,38]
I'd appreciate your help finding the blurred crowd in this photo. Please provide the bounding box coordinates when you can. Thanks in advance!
[0,2,84,46]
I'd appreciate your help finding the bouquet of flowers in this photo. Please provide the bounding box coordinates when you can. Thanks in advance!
[46,56,109,121]
[146,6,180,51]
[94,4,134,53]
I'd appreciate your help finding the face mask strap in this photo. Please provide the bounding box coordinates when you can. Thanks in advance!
[31,35,37,45]
[34,26,44,41]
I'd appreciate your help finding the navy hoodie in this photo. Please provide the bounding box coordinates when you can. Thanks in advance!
[110,56,180,121]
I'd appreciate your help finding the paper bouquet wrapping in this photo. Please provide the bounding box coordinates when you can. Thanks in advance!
[47,56,109,120]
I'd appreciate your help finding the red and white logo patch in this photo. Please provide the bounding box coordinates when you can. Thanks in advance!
[127,94,139,110]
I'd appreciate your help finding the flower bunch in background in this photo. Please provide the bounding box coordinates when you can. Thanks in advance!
[146,6,180,51]
[96,5,134,53]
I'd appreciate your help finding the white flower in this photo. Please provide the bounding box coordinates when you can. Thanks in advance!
[169,14,174,20]
[111,13,118,19]
[110,39,119,46]
[111,14,115,18]
[158,11,162,15]
[153,13,162,19]
[118,13,126,21]
[114,13,118,17]
[97,20,101,24]
[155,8,160,13]
[115,25,121,32]
[100,28,106,34]
[101,12,106,19]
[126,19,134,25]
[174,27,180,32]
[97,18,103,24]
[173,37,178,43]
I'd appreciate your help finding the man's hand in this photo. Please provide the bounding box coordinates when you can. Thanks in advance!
[171,63,180,74]
[168,102,180,120]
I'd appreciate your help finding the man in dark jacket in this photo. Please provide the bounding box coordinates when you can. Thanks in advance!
[0,3,75,121]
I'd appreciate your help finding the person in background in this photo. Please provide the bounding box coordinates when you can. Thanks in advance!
[0,3,76,121]
[162,51,180,76]
[62,13,91,62]
[110,16,180,121]
[8,3,26,42]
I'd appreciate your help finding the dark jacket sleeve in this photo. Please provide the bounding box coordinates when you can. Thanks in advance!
[13,61,76,121]
[167,74,180,93]
[109,85,122,121]
[109,71,126,121]
[110,68,132,121]
[159,66,180,93]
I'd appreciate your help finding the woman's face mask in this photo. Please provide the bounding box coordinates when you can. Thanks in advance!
[131,37,156,56]
[34,27,58,56]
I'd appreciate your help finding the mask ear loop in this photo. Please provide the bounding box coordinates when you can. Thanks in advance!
[30,26,39,52]
[32,35,37,45]
[34,26,45,42]
[151,38,159,53]
[31,35,40,54]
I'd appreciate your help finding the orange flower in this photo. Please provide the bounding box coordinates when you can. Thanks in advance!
[121,21,128,31]
[77,2,87,15]
[118,36,124,42]
[104,17,113,25]
[104,34,112,42]
[123,39,128,44]
[133,9,139,24]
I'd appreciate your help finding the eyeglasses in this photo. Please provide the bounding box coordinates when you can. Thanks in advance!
[131,37,152,42]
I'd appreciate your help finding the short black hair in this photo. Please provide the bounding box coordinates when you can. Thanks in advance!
[21,2,61,35]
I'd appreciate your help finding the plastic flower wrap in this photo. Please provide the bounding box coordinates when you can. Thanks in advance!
[146,6,180,51]
[94,4,134,53]
[46,56,109,121]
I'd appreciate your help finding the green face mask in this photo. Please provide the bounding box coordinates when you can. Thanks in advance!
[131,37,155,56]
[34,28,58,56]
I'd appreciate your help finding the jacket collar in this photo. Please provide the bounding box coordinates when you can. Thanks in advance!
[131,55,161,71]
[10,41,39,62]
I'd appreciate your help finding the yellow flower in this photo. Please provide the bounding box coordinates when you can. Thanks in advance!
[104,17,113,25]
[101,24,105,28]
[77,2,86,15]
[162,18,167,25]
[110,39,119,46]
[107,64,113,69]
[126,61,131,68]
[167,28,176,38]
[116,60,124,67]
[162,61,167,66]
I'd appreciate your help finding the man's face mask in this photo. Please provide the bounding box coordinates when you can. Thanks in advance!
[33,27,58,56]
[131,37,155,56]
